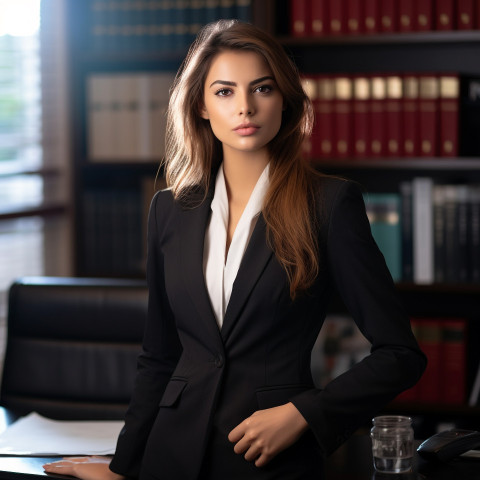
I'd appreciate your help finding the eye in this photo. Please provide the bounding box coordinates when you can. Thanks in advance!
[254,84,274,94]
[215,88,232,97]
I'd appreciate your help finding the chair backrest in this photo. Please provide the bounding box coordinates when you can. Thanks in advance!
[1,277,148,420]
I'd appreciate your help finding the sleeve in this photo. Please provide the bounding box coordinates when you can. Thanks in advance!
[109,191,183,478]
[291,180,427,456]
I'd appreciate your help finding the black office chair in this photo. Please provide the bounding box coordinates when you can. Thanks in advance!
[0,277,148,420]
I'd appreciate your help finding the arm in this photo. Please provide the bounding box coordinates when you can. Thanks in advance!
[108,191,182,477]
[46,192,182,480]
[291,179,427,455]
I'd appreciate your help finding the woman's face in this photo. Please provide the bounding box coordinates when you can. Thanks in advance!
[201,50,284,159]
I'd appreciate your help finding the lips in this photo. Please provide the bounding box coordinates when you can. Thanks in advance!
[233,123,260,136]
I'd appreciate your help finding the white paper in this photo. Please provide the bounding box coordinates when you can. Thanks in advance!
[0,412,123,456]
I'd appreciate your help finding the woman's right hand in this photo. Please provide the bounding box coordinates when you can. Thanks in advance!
[43,456,125,480]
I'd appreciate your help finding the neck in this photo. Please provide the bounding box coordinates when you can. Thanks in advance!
[222,150,269,205]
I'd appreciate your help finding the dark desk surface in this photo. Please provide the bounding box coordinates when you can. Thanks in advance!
[0,409,478,479]
[326,433,480,480]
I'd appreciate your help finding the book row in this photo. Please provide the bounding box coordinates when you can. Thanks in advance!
[395,318,468,406]
[364,180,480,285]
[301,73,480,159]
[82,189,146,276]
[290,0,480,37]
[87,0,251,53]
[86,72,176,162]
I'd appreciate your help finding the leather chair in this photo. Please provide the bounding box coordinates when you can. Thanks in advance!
[1,277,148,420]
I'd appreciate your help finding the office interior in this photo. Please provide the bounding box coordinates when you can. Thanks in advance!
[1,0,480,455]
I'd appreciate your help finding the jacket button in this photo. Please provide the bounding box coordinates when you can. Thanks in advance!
[214,354,224,368]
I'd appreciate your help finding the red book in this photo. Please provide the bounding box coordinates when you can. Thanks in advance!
[415,0,434,31]
[399,0,415,32]
[436,0,455,30]
[456,0,475,29]
[477,0,480,29]
[418,74,439,157]
[316,76,336,159]
[385,75,403,157]
[380,0,397,32]
[442,319,467,405]
[416,319,443,404]
[290,0,311,37]
[364,0,379,34]
[439,74,459,157]
[311,0,329,36]
[402,74,420,156]
[369,75,387,157]
[352,76,370,157]
[333,76,353,157]
[345,0,363,35]
[328,0,346,35]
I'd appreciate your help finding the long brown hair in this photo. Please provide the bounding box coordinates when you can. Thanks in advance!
[164,20,319,299]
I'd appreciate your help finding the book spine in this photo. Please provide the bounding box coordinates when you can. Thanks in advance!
[439,74,459,157]
[413,177,434,284]
[456,0,475,29]
[418,74,439,157]
[369,75,387,157]
[399,0,415,32]
[290,0,310,37]
[316,76,335,159]
[402,75,420,156]
[415,0,434,31]
[345,0,363,35]
[442,319,467,405]
[204,0,220,24]
[385,75,403,157]
[435,0,455,30]
[311,0,328,36]
[457,185,470,283]
[352,76,370,158]
[469,185,480,283]
[364,193,402,282]
[328,0,346,35]
[219,0,235,19]
[443,185,459,283]
[333,76,353,158]
[363,0,379,34]
[380,0,397,32]
[400,181,414,283]
[433,185,446,283]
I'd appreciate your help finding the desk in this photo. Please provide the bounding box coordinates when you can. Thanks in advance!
[0,409,478,480]
[325,433,480,480]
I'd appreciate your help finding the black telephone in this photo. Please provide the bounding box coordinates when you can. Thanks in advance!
[417,429,480,462]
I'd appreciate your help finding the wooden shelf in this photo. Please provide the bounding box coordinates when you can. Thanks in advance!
[314,158,480,171]
[280,30,480,47]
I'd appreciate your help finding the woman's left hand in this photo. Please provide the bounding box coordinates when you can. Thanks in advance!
[228,402,308,467]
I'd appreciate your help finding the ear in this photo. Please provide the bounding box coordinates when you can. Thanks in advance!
[200,104,209,120]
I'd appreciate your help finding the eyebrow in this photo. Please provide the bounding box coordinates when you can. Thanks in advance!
[209,75,275,88]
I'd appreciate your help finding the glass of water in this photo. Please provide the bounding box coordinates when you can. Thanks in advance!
[371,415,414,474]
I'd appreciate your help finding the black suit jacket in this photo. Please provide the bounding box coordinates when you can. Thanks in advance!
[109,176,426,480]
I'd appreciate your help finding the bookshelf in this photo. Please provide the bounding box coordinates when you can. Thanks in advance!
[65,0,480,433]
[272,0,480,433]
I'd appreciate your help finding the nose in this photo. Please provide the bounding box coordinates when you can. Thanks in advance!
[238,91,254,116]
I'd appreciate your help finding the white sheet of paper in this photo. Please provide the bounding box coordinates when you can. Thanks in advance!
[0,412,123,456]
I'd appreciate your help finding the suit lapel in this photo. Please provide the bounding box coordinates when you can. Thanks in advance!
[178,194,224,347]
[221,214,273,342]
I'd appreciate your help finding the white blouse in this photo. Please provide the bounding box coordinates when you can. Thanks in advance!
[203,163,270,328]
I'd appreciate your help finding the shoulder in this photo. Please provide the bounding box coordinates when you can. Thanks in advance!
[311,174,366,218]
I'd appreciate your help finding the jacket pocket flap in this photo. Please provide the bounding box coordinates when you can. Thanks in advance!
[256,384,312,410]
[159,379,187,407]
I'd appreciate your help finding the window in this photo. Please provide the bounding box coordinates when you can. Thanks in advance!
[0,0,71,328]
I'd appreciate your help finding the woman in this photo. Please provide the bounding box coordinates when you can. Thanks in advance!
[44,19,426,480]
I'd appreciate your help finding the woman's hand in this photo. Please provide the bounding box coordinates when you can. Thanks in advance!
[228,402,309,467]
[43,456,125,480]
